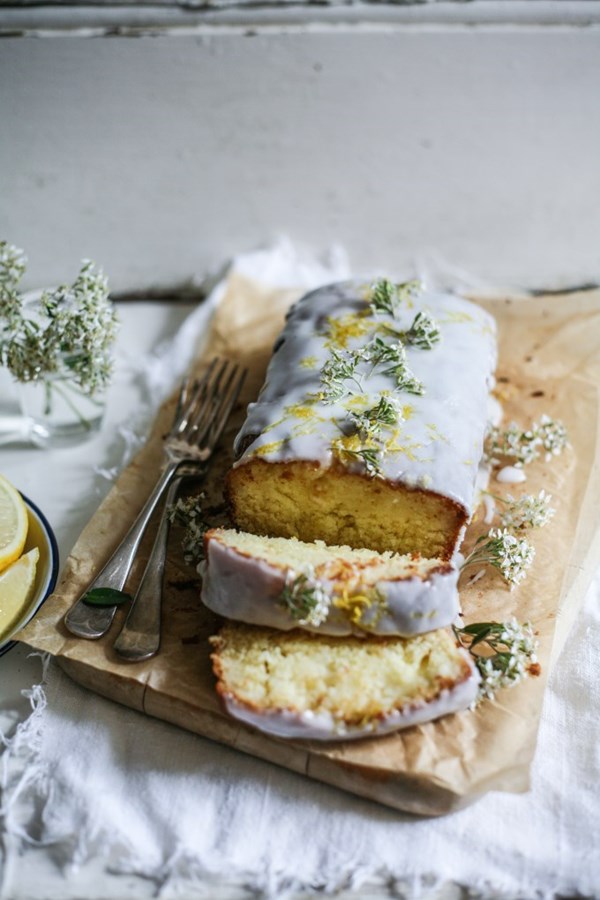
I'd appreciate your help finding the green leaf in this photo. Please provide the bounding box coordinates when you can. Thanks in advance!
[469,626,494,648]
[459,621,496,635]
[82,587,132,607]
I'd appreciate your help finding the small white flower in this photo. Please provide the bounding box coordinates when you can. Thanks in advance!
[537,414,569,460]
[485,416,568,467]
[280,566,331,627]
[455,618,538,703]
[0,241,27,289]
[462,527,535,588]
[368,277,422,318]
[404,310,441,350]
[168,494,208,564]
[500,490,556,531]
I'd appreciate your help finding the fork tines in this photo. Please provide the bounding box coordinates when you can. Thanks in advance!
[171,358,246,451]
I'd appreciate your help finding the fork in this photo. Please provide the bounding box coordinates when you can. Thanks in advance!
[111,471,192,661]
[64,358,246,640]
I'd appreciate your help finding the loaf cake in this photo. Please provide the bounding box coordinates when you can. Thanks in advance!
[202,527,459,637]
[227,279,497,560]
[210,623,479,741]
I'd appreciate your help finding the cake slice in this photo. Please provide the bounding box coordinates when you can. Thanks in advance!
[201,527,459,637]
[210,623,479,741]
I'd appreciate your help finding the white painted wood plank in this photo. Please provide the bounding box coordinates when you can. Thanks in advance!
[1,28,599,292]
[3,1,600,28]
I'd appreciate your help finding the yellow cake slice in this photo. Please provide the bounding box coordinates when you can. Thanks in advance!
[201,527,459,637]
[210,623,479,741]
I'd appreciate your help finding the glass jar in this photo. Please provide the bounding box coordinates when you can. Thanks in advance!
[12,291,109,449]
[17,360,107,448]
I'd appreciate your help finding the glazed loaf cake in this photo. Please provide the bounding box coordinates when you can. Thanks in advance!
[202,527,460,637]
[227,280,497,560]
[210,623,479,741]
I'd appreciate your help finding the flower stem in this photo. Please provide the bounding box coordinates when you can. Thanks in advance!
[50,379,93,430]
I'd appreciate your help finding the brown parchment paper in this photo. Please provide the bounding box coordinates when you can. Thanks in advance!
[18,275,600,816]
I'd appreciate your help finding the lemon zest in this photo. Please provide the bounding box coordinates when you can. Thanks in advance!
[253,440,286,457]
[324,313,374,349]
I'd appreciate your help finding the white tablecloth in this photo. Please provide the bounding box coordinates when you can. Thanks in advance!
[1,242,599,900]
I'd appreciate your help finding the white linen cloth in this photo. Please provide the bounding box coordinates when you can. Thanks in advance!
[1,241,599,899]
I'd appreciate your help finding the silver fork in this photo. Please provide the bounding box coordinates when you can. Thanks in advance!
[111,471,192,661]
[64,358,246,640]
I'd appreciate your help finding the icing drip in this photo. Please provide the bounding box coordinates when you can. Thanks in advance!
[222,667,480,742]
[496,466,527,484]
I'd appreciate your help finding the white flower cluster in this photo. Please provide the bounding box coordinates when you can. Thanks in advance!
[537,414,570,460]
[403,310,441,350]
[486,414,569,467]
[168,493,208,565]
[0,242,28,326]
[500,490,556,531]
[368,278,423,319]
[0,242,27,290]
[463,527,535,588]
[280,566,331,627]
[473,619,538,702]
[0,244,117,397]
[489,529,536,586]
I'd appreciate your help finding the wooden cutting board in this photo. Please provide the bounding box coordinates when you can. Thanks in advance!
[19,277,600,816]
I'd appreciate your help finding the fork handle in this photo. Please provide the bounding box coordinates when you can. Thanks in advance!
[112,477,182,661]
[64,462,180,639]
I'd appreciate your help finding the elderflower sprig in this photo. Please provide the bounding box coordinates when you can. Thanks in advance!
[364,335,424,393]
[498,490,555,531]
[382,354,424,395]
[368,278,422,318]
[384,310,441,350]
[318,280,437,406]
[0,251,117,398]
[0,241,27,288]
[168,493,209,565]
[536,414,570,459]
[0,242,28,329]
[364,336,405,367]
[320,347,363,404]
[485,415,569,467]
[349,395,400,438]
[454,619,539,702]
[279,568,331,627]
[403,310,441,349]
[462,527,535,588]
[332,439,382,477]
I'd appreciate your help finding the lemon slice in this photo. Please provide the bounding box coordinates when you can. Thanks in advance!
[0,474,29,573]
[0,547,39,641]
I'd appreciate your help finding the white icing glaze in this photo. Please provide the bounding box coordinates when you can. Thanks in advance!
[201,535,460,637]
[487,393,503,428]
[482,493,496,524]
[496,465,527,484]
[221,660,480,742]
[473,461,493,520]
[233,280,497,515]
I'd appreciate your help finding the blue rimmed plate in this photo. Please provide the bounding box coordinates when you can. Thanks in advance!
[0,494,59,657]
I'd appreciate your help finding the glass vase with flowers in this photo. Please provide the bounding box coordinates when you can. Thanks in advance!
[0,242,117,448]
